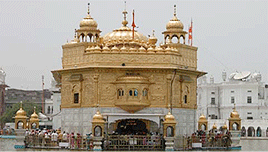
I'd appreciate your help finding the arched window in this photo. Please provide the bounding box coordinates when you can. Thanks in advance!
[167,126,174,137]
[232,123,238,130]
[201,124,206,131]
[180,35,184,44]
[80,33,85,42]
[32,123,37,129]
[117,89,124,99]
[142,89,148,96]
[134,89,138,96]
[47,106,50,114]
[87,33,93,42]
[18,121,23,129]
[171,35,179,43]
[257,127,262,137]
[165,35,170,44]
[184,95,187,104]
[143,89,148,99]
[129,90,133,96]
[94,126,102,137]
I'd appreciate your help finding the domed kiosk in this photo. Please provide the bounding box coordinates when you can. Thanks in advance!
[14,101,28,129]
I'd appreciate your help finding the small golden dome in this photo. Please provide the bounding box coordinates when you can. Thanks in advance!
[30,111,38,119]
[85,46,91,51]
[230,105,240,118]
[79,14,98,30]
[103,45,110,52]
[139,46,146,51]
[165,46,172,52]
[111,46,119,52]
[230,110,240,118]
[92,110,104,122]
[199,114,206,120]
[16,107,26,117]
[165,112,175,121]
[166,16,184,30]
[148,30,157,45]
[147,46,154,52]
[222,124,227,129]
[94,45,101,52]
[212,123,217,129]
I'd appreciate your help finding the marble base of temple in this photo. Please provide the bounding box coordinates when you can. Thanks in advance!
[93,136,103,151]
[14,129,26,149]
[165,137,175,151]
[230,130,241,146]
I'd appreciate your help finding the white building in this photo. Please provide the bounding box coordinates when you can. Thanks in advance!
[197,71,268,137]
[50,79,61,129]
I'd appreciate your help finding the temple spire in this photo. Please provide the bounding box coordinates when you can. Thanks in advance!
[122,1,128,26]
[87,3,90,15]
[174,5,177,17]
[20,101,22,109]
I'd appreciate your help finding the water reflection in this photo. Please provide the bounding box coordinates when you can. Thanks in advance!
[0,138,267,151]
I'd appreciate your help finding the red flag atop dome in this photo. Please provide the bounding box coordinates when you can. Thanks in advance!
[132,10,136,40]
[188,18,193,46]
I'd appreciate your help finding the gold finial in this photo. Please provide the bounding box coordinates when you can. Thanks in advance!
[34,106,36,112]
[233,103,236,111]
[174,5,177,17]
[87,3,90,15]
[20,101,23,109]
[168,104,171,113]
[152,30,155,37]
[74,29,77,38]
[122,1,128,26]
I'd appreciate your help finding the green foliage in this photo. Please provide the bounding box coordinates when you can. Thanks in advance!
[0,101,41,124]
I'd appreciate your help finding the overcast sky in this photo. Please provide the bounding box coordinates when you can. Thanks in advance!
[0,0,267,90]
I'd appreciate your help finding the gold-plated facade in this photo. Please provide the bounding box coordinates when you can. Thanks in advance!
[52,4,206,135]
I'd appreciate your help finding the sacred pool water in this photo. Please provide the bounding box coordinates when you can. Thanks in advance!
[0,138,266,151]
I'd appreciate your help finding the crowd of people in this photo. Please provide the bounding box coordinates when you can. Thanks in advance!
[0,126,16,135]
[24,128,94,150]
[186,129,232,149]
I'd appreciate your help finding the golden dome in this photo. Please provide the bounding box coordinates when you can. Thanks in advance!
[79,14,98,30]
[103,10,148,45]
[212,123,217,129]
[230,105,240,118]
[165,112,175,121]
[92,110,105,122]
[103,27,148,45]
[166,16,184,30]
[230,110,240,118]
[222,124,227,129]
[30,112,38,119]
[166,5,184,31]
[30,107,38,119]
[16,107,26,117]
[148,30,157,45]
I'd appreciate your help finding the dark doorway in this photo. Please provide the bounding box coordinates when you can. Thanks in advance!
[116,119,148,135]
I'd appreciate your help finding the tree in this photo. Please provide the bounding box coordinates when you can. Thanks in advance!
[0,101,41,126]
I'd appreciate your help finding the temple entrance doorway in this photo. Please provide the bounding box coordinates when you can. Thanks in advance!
[104,119,164,151]
[116,119,148,135]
